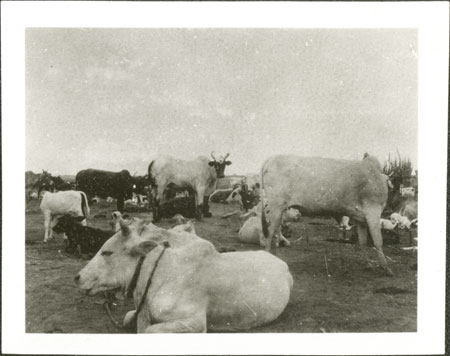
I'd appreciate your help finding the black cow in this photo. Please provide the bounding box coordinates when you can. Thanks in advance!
[76,169,134,213]
[51,176,73,191]
[53,215,112,256]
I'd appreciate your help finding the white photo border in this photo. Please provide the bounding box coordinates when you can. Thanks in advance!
[2,1,448,355]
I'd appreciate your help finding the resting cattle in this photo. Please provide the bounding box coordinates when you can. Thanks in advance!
[53,215,112,255]
[239,207,301,247]
[148,152,232,221]
[76,169,134,213]
[40,190,90,242]
[261,154,394,276]
[75,218,292,332]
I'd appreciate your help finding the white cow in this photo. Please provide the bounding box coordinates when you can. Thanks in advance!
[170,220,196,235]
[380,218,398,230]
[76,219,293,333]
[40,191,90,242]
[261,154,393,276]
[239,207,301,247]
[390,213,417,230]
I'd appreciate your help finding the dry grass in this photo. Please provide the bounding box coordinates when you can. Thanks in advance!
[25,200,417,333]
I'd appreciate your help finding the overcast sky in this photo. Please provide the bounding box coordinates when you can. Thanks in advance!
[26,28,417,176]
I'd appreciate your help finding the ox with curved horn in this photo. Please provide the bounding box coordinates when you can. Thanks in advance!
[148,152,232,221]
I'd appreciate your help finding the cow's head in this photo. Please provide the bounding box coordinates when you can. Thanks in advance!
[208,152,232,178]
[75,219,160,296]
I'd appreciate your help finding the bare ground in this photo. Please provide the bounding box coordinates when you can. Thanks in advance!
[25,200,417,333]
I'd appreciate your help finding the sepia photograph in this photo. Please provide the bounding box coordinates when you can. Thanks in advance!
[2,2,448,355]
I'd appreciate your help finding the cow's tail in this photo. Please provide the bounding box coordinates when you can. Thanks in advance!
[80,191,90,218]
[148,160,156,187]
[260,162,269,240]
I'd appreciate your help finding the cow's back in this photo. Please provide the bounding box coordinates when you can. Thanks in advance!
[262,155,387,216]
[204,251,292,331]
[238,216,262,244]
[76,169,131,198]
[40,190,83,215]
[149,156,216,189]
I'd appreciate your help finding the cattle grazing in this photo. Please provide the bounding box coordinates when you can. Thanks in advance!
[51,176,73,191]
[25,170,54,202]
[76,169,135,213]
[260,154,394,276]
[148,152,232,221]
[239,207,301,247]
[40,190,90,242]
[75,218,293,332]
[53,215,112,255]
[225,177,261,211]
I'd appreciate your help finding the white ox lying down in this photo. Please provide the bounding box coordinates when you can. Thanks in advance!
[239,207,301,247]
[40,190,90,242]
[261,154,393,276]
[76,218,293,333]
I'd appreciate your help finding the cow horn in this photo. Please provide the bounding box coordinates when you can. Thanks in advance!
[211,151,217,160]
[224,153,230,160]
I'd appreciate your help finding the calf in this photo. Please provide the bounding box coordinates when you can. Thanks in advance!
[40,190,90,242]
[53,215,112,255]
[239,207,301,247]
[380,218,398,230]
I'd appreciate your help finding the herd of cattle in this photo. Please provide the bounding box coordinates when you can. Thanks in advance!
[26,152,418,333]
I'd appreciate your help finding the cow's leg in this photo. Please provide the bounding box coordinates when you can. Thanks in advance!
[43,211,51,242]
[202,196,212,218]
[262,201,285,255]
[117,196,125,214]
[195,188,206,221]
[142,315,207,333]
[277,231,291,247]
[152,185,166,222]
[366,209,393,276]
[48,216,60,241]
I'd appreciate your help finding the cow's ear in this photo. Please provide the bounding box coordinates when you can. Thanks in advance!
[225,160,232,165]
[119,219,132,237]
[208,161,215,167]
[130,240,158,256]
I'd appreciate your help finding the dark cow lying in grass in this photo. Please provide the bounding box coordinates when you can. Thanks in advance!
[53,215,113,256]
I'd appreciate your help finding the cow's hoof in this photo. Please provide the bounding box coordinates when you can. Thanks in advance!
[384,268,394,277]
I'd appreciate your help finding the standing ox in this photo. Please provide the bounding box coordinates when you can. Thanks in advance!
[75,218,292,332]
[40,190,90,242]
[148,152,232,221]
[76,169,135,213]
[261,154,393,276]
